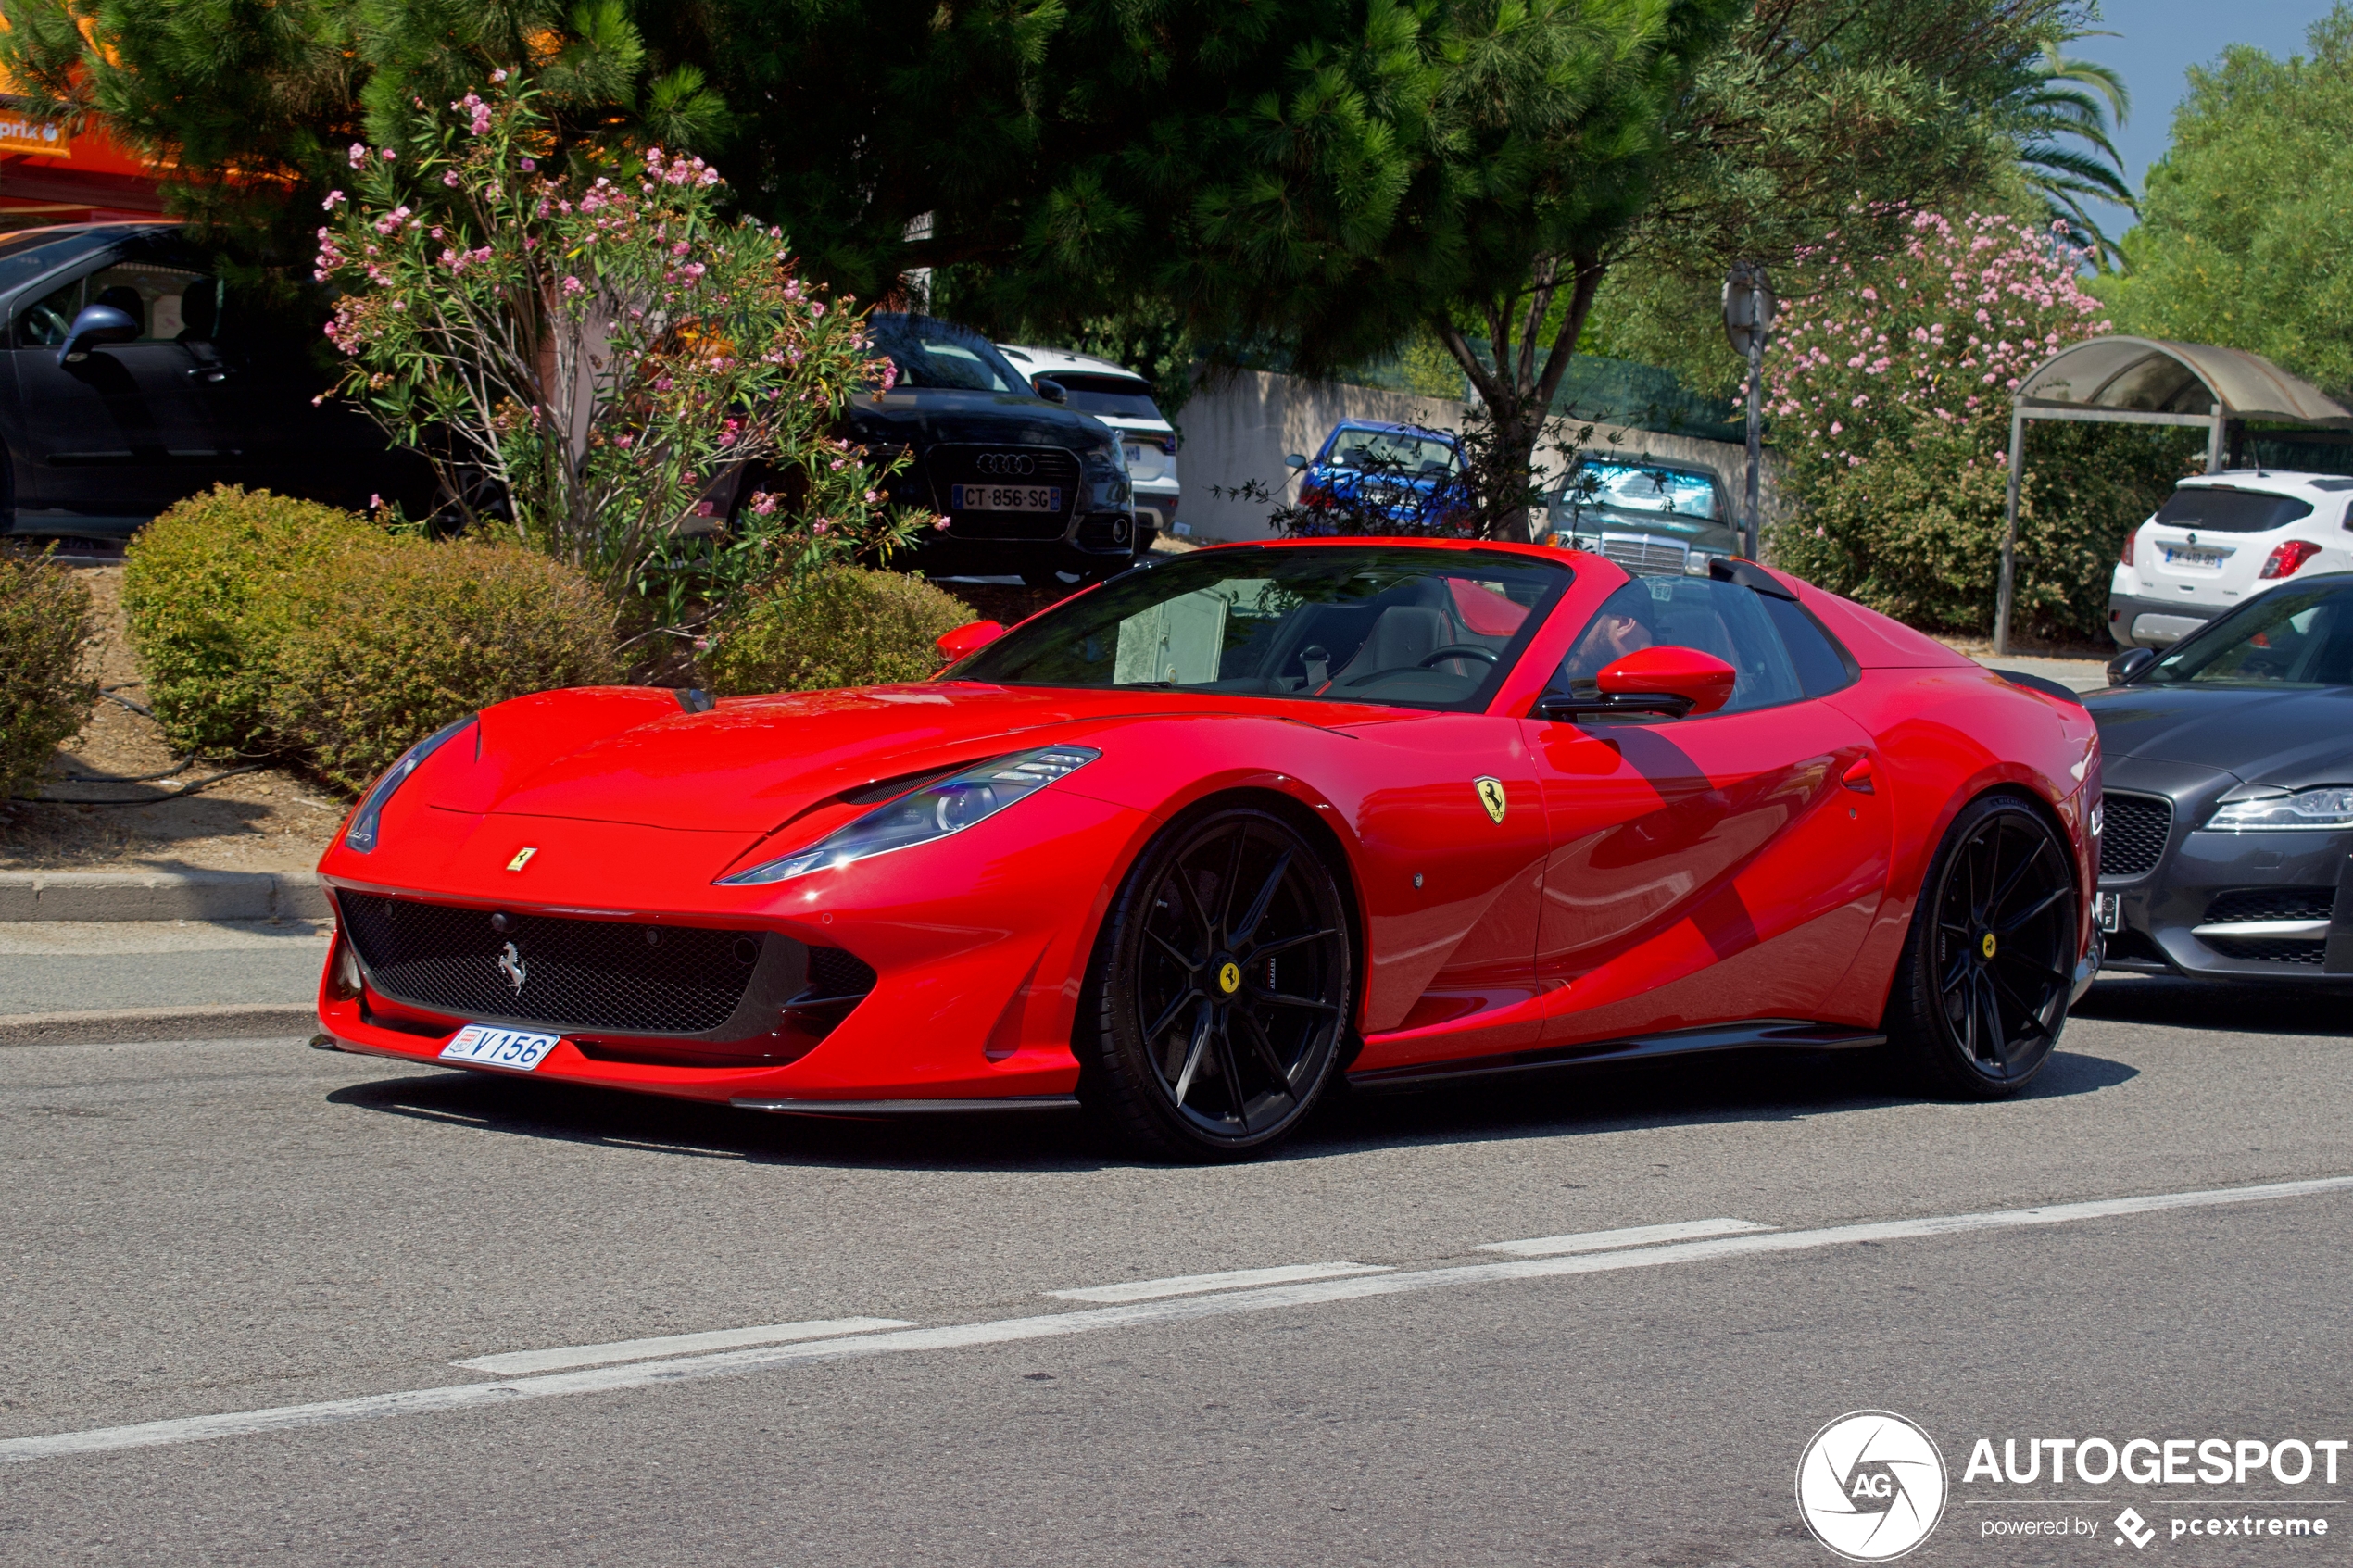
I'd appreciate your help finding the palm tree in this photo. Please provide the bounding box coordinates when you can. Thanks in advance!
[2010,31,2138,270]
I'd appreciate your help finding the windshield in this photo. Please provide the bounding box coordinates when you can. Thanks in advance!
[953,545,1572,710]
[1563,459,1723,521]
[0,229,107,298]
[866,313,1026,394]
[1049,373,1164,421]
[1322,427,1460,476]
[2146,582,2353,687]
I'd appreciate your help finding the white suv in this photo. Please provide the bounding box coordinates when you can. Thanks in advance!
[998,345,1180,546]
[2108,470,2353,648]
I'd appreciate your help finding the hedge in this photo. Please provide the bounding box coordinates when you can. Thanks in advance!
[122,486,391,755]
[702,565,972,695]
[0,551,95,800]
[268,539,619,792]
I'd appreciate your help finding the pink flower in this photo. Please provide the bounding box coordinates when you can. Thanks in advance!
[443,170,460,187]
[322,190,346,210]
[749,492,778,516]
[381,147,397,162]
[520,157,536,172]
[932,516,950,532]
[348,143,368,168]
[562,276,584,295]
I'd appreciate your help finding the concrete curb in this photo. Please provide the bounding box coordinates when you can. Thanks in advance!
[0,1003,320,1047]
[0,871,328,922]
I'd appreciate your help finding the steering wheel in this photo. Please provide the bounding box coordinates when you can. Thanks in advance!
[1417,644,1499,669]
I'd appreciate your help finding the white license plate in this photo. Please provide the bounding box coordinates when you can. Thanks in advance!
[952,483,1062,514]
[2096,892,2122,933]
[439,1024,560,1071]
[2161,545,2230,569]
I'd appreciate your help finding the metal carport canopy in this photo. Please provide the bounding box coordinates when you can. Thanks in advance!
[1994,337,2353,653]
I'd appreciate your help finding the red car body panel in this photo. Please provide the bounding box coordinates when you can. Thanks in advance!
[314,541,2099,1109]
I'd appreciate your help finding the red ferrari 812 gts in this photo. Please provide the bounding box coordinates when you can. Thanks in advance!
[314,540,2101,1159]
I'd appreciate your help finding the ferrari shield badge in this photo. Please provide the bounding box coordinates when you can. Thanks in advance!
[1474,777,1507,824]
[507,847,538,872]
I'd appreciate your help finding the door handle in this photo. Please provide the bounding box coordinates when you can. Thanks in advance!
[1840,757,1876,794]
[183,365,232,382]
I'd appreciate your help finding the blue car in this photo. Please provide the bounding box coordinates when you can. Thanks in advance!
[1283,420,1473,533]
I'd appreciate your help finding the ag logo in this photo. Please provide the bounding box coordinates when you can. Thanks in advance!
[1474,776,1507,824]
[1795,1411,1947,1562]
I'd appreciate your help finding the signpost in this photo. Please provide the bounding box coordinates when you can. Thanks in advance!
[1722,263,1775,561]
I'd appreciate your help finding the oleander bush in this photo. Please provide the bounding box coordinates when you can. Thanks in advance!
[701,566,972,695]
[0,550,96,801]
[268,540,619,792]
[123,486,391,755]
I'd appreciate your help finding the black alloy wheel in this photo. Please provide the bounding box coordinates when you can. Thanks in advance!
[1886,794,2078,1098]
[1081,806,1353,1159]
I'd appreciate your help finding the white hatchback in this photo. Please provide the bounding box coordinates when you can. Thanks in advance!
[2108,470,2353,649]
[997,344,1182,546]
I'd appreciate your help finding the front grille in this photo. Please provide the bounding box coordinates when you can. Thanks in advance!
[1597,533,1689,577]
[2202,887,2337,925]
[2098,793,2172,879]
[340,893,763,1035]
[2202,936,2328,965]
[931,444,1081,540]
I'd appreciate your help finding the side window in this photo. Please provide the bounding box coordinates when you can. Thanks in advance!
[18,276,79,347]
[1554,576,1806,714]
[82,262,219,342]
[1760,596,1857,697]
[14,262,220,348]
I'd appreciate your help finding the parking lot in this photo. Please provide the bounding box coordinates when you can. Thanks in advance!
[4,972,2347,1565]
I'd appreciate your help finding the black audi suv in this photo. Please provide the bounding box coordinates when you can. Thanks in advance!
[850,314,1137,586]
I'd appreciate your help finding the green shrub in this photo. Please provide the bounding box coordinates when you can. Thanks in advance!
[702,566,972,695]
[1770,424,2197,640]
[268,541,619,792]
[0,552,95,799]
[123,486,390,755]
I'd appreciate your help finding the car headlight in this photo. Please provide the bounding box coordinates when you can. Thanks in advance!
[2204,786,2353,833]
[715,746,1101,885]
[342,715,477,853]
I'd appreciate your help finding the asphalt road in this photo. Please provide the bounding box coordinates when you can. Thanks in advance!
[0,920,329,1014]
[3,974,2350,1566]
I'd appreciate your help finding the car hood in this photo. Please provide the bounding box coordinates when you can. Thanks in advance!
[846,390,1116,452]
[2086,683,2353,787]
[446,684,1337,834]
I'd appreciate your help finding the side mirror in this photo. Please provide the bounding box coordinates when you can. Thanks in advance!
[935,620,1006,662]
[58,303,140,365]
[1033,377,1068,405]
[1283,453,1308,470]
[2106,646,2156,685]
[1536,646,1738,722]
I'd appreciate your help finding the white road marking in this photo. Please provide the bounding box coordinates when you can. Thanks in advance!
[1476,1217,1770,1257]
[7,1173,2349,1465]
[451,1316,913,1375]
[1049,1261,1390,1303]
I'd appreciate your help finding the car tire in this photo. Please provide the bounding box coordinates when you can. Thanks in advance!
[1077,804,1353,1160]
[1881,793,2078,1099]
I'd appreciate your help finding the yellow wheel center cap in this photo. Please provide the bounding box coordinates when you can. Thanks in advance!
[1217,960,1242,995]
[1981,933,1997,960]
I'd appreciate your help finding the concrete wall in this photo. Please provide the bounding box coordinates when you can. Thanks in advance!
[1173,368,1785,549]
